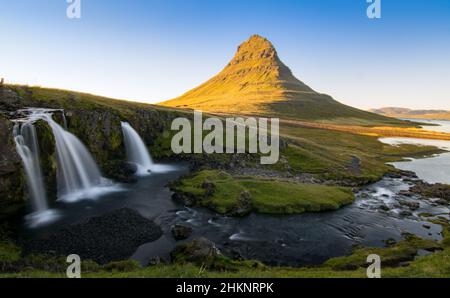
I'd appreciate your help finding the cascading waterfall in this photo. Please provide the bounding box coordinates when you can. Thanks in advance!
[121,122,154,175]
[13,108,120,225]
[14,122,48,212]
[42,113,111,202]
[121,122,174,175]
[13,110,59,226]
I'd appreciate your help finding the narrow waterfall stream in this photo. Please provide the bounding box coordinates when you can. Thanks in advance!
[14,122,48,212]
[121,122,154,175]
[121,121,175,174]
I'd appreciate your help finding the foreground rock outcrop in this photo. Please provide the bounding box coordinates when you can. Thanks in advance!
[170,237,221,264]
[0,114,24,218]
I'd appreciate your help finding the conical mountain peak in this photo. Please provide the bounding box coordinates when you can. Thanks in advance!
[160,35,387,122]
[229,34,278,66]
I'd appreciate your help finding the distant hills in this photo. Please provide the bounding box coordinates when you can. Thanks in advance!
[160,35,403,126]
[370,107,450,120]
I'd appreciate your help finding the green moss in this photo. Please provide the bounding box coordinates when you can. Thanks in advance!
[323,234,441,270]
[102,260,141,272]
[171,170,354,215]
[0,240,20,264]
[34,119,57,201]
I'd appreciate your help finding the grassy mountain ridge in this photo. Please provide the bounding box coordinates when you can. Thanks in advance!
[160,35,407,126]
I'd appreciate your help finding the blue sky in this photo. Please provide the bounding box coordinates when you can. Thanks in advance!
[1,0,449,109]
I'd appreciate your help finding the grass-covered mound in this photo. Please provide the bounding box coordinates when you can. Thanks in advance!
[170,170,355,215]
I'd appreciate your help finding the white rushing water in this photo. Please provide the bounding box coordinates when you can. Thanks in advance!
[13,110,61,226]
[121,122,154,175]
[380,119,450,184]
[43,113,119,202]
[14,108,120,217]
[121,122,175,175]
[14,122,47,212]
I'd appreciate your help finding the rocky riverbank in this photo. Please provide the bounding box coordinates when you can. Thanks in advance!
[21,208,162,264]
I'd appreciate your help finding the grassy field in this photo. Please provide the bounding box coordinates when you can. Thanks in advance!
[277,122,444,183]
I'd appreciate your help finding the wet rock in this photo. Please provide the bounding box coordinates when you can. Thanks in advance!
[170,237,221,264]
[398,190,413,197]
[228,190,253,217]
[201,180,215,196]
[422,224,431,230]
[398,200,420,210]
[436,199,448,206]
[227,248,245,261]
[386,172,402,179]
[399,210,413,217]
[147,256,166,266]
[103,160,138,183]
[383,238,397,247]
[359,192,369,199]
[399,170,418,178]
[410,182,450,202]
[379,204,390,212]
[171,192,197,206]
[171,224,193,240]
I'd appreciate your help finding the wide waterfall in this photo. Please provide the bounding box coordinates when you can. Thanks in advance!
[42,113,115,202]
[13,109,120,226]
[121,122,174,175]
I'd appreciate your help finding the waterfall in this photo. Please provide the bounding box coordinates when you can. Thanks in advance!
[42,113,108,202]
[14,108,119,208]
[13,112,59,227]
[14,122,48,212]
[121,122,154,175]
[120,122,175,175]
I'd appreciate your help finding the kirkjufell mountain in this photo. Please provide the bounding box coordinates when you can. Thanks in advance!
[160,35,400,125]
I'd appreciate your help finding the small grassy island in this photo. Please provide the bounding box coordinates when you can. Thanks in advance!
[170,170,355,215]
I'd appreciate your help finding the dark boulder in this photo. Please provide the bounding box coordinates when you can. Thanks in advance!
[398,200,420,210]
[228,190,253,216]
[170,237,221,264]
[103,160,138,183]
[171,224,193,240]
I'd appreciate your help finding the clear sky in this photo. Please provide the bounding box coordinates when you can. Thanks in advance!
[1,0,449,109]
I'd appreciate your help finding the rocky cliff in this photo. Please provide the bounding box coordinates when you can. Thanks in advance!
[0,112,24,218]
